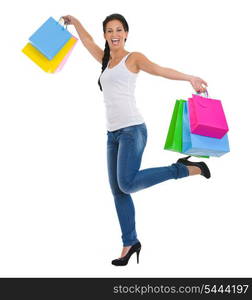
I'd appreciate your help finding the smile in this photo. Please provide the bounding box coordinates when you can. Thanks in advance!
[111,39,120,45]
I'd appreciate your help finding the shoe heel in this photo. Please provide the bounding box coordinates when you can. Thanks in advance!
[184,155,191,161]
[198,162,211,179]
[136,249,140,264]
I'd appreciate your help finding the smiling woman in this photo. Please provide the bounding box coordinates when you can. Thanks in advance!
[61,13,210,267]
[99,15,130,90]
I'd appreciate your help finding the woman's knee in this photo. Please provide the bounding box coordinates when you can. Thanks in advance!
[118,178,133,194]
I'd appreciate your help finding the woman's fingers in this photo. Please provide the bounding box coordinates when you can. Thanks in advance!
[190,76,208,93]
[202,80,208,87]
[198,79,208,93]
[62,15,71,24]
[61,16,67,24]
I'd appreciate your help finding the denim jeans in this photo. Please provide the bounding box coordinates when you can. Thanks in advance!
[106,123,189,246]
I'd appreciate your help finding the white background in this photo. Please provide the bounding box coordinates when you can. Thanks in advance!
[0,0,251,277]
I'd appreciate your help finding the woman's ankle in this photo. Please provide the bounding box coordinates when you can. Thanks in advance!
[187,165,201,176]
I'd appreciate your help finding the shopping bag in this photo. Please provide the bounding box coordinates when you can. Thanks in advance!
[164,100,209,158]
[188,92,229,139]
[22,36,77,73]
[183,102,230,157]
[29,17,72,60]
[55,36,78,72]
[164,99,186,152]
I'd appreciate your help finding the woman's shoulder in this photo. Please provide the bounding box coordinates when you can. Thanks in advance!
[125,52,143,73]
[127,52,150,72]
[128,51,145,58]
[127,51,147,63]
[128,51,148,65]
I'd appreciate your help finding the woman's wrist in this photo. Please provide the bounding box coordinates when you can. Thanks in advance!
[186,75,194,82]
[72,18,79,27]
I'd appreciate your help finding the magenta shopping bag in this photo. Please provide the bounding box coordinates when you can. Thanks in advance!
[188,92,229,139]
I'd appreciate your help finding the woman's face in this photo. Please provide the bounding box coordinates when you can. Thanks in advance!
[104,20,128,50]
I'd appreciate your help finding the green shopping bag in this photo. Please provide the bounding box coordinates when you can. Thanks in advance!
[164,99,209,158]
[164,99,186,152]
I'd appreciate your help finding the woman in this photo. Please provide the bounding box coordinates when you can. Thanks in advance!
[62,13,210,266]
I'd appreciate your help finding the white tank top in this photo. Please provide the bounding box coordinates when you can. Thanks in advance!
[100,52,144,131]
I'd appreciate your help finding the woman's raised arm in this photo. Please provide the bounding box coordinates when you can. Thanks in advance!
[134,52,208,93]
[62,15,104,64]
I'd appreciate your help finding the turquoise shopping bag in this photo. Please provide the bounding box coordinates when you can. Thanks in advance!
[29,17,72,60]
[182,102,230,157]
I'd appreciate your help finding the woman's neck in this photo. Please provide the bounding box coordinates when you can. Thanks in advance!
[110,50,129,60]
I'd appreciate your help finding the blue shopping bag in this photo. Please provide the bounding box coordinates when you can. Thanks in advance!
[182,102,230,157]
[29,17,72,60]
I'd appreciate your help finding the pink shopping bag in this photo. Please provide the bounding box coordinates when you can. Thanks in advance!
[188,92,229,139]
[55,35,78,72]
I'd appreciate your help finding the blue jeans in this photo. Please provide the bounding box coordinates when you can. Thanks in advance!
[106,123,189,246]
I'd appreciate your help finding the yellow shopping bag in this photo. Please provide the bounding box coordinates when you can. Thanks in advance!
[22,36,77,73]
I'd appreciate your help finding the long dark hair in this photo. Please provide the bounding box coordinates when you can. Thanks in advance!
[98,13,129,91]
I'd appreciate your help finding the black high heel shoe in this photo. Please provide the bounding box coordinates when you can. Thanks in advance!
[111,242,141,266]
[177,155,211,179]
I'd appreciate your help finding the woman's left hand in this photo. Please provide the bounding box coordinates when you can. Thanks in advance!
[189,76,208,93]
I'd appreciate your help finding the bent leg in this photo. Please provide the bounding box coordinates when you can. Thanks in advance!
[117,124,189,194]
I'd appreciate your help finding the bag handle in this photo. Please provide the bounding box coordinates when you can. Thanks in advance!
[196,90,209,98]
[194,90,210,108]
[58,17,68,30]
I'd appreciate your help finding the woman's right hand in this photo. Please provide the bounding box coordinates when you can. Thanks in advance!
[61,15,78,26]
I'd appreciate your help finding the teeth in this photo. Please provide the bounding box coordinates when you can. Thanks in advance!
[112,39,120,45]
